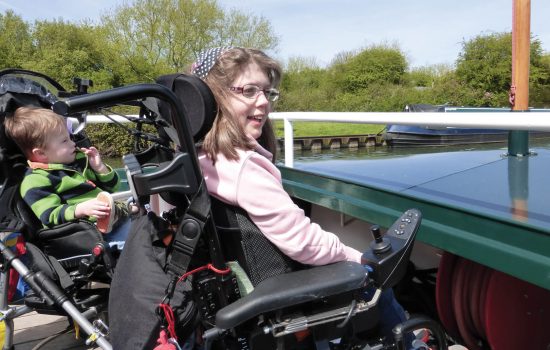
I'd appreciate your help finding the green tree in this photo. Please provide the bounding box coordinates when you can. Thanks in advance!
[455,32,547,106]
[406,64,453,88]
[277,56,330,111]
[531,53,550,107]
[216,9,279,50]
[101,0,279,82]
[0,11,32,69]
[26,20,116,91]
[284,56,320,73]
[330,44,408,93]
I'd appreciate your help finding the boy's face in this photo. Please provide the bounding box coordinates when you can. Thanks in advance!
[40,129,77,164]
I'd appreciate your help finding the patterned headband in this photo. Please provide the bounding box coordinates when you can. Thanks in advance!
[191,46,233,79]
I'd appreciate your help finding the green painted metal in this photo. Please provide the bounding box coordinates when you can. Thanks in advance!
[508,130,529,156]
[115,168,129,191]
[279,166,550,291]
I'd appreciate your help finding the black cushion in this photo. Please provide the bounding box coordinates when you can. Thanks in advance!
[156,73,217,143]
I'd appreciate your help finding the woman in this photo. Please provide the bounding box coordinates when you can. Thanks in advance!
[194,47,412,346]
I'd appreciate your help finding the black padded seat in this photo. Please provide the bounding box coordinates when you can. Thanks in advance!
[215,261,367,329]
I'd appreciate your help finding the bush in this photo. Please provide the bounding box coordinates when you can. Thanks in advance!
[85,123,137,157]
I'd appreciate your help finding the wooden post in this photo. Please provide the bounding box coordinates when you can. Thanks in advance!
[508,0,530,156]
[511,0,530,110]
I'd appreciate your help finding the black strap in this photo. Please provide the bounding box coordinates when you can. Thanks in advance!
[166,182,210,277]
[47,255,74,290]
[0,214,23,234]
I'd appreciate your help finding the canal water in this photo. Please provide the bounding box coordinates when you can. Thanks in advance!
[282,139,550,165]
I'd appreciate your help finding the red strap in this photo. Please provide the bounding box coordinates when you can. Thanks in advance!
[16,235,26,255]
[177,263,230,283]
[153,329,176,350]
[158,303,178,340]
[157,263,231,345]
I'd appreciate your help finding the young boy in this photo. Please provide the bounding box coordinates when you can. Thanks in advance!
[4,106,130,245]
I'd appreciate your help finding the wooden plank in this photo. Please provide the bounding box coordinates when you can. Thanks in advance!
[11,311,100,349]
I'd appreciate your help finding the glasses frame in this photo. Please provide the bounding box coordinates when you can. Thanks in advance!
[229,84,280,102]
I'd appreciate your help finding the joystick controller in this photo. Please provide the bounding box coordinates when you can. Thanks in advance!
[369,225,391,253]
[362,209,422,289]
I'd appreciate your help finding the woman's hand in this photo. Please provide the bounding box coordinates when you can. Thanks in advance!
[75,198,110,219]
[81,147,109,174]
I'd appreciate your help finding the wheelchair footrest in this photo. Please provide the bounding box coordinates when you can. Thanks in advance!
[24,287,109,315]
[73,288,109,310]
[216,261,367,329]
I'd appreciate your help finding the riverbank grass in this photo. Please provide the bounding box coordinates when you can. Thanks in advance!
[272,121,384,138]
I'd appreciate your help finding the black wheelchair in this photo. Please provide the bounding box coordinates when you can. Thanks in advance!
[0,69,122,350]
[0,69,447,349]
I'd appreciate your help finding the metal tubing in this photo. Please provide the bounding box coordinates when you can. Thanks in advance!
[284,118,294,167]
[270,111,550,167]
[90,110,550,131]
[53,83,202,186]
[0,266,14,350]
[0,242,113,350]
[393,315,447,350]
[58,300,112,350]
[271,111,550,131]
[508,130,530,156]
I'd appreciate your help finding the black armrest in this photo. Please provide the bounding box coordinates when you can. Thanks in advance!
[215,261,367,329]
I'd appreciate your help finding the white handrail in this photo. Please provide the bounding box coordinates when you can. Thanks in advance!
[86,115,138,123]
[269,111,550,167]
[87,111,550,167]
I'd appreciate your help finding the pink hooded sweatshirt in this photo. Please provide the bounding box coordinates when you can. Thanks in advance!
[198,143,362,266]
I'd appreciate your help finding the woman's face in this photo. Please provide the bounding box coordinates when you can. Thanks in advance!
[227,62,272,140]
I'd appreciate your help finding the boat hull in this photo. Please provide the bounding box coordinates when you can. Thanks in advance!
[384,125,550,147]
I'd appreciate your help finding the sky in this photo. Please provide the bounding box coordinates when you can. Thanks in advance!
[1,0,549,69]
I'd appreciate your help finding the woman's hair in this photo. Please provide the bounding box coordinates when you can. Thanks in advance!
[4,107,67,158]
[201,48,282,163]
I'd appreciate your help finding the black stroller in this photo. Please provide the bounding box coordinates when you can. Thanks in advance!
[0,70,447,349]
[0,69,124,350]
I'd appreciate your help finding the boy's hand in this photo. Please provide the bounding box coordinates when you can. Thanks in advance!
[81,147,109,174]
[75,198,111,219]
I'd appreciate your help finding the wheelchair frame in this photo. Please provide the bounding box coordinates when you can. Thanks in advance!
[0,70,447,349]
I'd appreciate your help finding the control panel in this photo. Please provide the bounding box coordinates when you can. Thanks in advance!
[361,209,422,289]
[194,271,241,323]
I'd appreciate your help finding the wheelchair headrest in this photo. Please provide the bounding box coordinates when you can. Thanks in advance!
[155,73,217,143]
[0,68,65,112]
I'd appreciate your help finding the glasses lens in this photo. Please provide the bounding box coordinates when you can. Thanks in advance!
[266,89,279,102]
[242,85,260,98]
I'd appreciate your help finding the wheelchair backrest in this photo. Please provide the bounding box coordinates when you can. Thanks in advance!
[155,74,308,283]
[211,196,304,286]
[153,74,299,283]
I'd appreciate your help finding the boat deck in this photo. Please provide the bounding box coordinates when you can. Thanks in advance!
[281,143,550,291]
[12,311,98,350]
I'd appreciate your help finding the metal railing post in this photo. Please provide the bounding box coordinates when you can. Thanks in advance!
[508,130,529,156]
[284,117,294,167]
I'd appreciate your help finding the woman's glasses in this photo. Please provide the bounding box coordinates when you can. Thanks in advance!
[229,84,280,102]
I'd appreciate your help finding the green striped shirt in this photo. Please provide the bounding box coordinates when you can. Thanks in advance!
[20,150,119,228]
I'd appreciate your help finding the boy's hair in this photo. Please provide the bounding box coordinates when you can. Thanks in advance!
[4,107,67,157]
[201,47,282,162]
